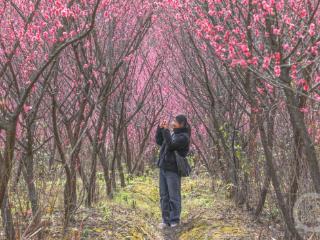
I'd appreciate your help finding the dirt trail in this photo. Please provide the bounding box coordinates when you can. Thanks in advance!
[46,172,281,239]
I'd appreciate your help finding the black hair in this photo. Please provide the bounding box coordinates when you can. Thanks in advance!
[175,114,191,137]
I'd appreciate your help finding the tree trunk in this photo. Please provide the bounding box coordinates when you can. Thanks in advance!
[22,154,38,216]
[117,136,125,188]
[210,111,238,199]
[285,129,302,239]
[281,69,320,193]
[0,125,17,207]
[254,171,270,218]
[87,143,98,207]
[63,165,77,229]
[1,191,15,240]
[258,115,302,240]
[124,128,132,173]
[99,146,112,197]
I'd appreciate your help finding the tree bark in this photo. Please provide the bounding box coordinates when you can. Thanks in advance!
[99,146,112,197]
[258,114,302,240]
[1,191,15,240]
[0,124,17,208]
[281,69,320,193]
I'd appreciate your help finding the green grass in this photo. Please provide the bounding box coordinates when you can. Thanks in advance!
[93,170,255,240]
[5,170,267,240]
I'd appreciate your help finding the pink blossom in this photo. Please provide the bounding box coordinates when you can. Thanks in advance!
[296,79,306,86]
[299,9,307,18]
[264,83,274,93]
[257,87,264,94]
[290,65,297,80]
[231,59,247,68]
[309,23,316,37]
[274,65,281,77]
[272,28,281,35]
[274,52,281,63]
[283,44,290,50]
[43,31,49,39]
[23,105,32,113]
[252,107,260,113]
[299,107,309,113]
[262,56,271,69]
[248,57,258,66]
[310,46,318,55]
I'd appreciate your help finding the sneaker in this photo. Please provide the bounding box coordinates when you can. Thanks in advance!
[158,222,170,229]
[170,222,179,228]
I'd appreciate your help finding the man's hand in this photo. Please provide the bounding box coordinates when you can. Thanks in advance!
[159,120,164,128]
[160,120,168,129]
[162,120,169,129]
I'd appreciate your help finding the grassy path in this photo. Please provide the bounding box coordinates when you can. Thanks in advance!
[47,171,279,239]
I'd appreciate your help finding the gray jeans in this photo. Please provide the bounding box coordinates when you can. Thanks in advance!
[159,168,181,225]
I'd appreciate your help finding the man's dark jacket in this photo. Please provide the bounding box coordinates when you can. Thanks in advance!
[155,126,190,173]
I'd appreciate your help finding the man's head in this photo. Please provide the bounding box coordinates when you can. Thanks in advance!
[172,114,188,129]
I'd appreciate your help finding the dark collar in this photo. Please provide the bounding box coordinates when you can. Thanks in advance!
[173,127,188,134]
